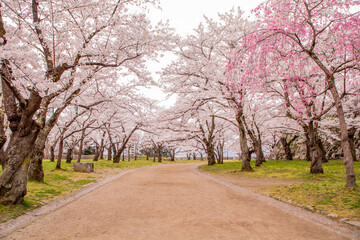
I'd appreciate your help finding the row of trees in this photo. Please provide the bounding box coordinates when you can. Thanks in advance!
[0,0,173,204]
[0,0,359,205]
[159,0,359,188]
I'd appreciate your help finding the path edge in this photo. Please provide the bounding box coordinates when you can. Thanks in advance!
[0,166,150,238]
[193,165,360,240]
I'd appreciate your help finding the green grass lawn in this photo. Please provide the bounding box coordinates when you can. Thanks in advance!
[200,160,360,220]
[0,159,161,222]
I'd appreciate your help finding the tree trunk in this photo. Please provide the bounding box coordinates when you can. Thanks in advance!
[348,127,357,162]
[309,137,324,173]
[107,145,112,161]
[93,144,99,161]
[330,80,357,187]
[170,150,175,161]
[0,66,42,204]
[99,147,104,160]
[242,115,265,167]
[77,130,85,163]
[0,123,40,204]
[28,132,48,182]
[255,142,265,167]
[236,112,252,171]
[99,135,105,160]
[50,145,55,162]
[280,136,294,161]
[127,146,131,162]
[27,146,45,182]
[304,134,311,161]
[112,146,119,162]
[56,137,64,169]
[113,126,138,163]
[216,143,224,164]
[66,148,73,164]
[113,151,120,163]
[309,55,356,187]
[0,114,7,170]
[206,143,216,166]
[157,146,162,163]
[318,138,328,163]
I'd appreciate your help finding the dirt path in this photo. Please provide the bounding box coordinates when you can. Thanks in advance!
[2,163,359,240]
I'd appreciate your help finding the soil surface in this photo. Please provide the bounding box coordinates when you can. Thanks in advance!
[3,163,359,240]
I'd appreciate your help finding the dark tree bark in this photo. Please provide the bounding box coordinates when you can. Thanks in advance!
[318,138,328,163]
[304,134,311,162]
[50,145,55,162]
[254,144,265,167]
[0,21,43,203]
[328,79,356,186]
[235,111,252,171]
[28,129,50,181]
[197,115,217,166]
[98,132,105,160]
[157,146,162,163]
[127,146,131,162]
[112,144,118,162]
[215,141,224,164]
[93,144,100,161]
[66,148,73,164]
[206,143,216,166]
[56,137,64,169]
[242,115,265,167]
[305,46,356,187]
[302,122,326,174]
[77,129,85,163]
[0,86,42,204]
[169,149,176,161]
[348,127,357,162]
[0,113,7,170]
[146,148,151,160]
[0,123,39,204]
[107,145,112,161]
[113,126,138,163]
[192,152,197,160]
[280,135,298,161]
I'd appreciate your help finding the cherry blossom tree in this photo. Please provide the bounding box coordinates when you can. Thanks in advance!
[0,0,171,204]
[253,0,359,187]
[162,8,261,170]
[226,0,359,186]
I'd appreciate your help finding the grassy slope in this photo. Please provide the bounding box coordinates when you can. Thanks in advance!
[0,159,161,222]
[200,160,360,220]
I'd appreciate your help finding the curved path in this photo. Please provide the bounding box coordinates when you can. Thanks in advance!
[3,164,359,239]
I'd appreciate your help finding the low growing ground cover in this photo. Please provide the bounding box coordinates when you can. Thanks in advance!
[0,159,161,222]
[199,160,360,220]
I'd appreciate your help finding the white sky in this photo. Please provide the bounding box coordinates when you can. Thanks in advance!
[151,0,264,36]
[141,0,265,106]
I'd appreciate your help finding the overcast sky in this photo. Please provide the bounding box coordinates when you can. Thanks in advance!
[151,0,264,35]
[142,0,265,105]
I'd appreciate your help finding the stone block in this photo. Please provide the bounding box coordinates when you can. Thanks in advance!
[74,162,94,173]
